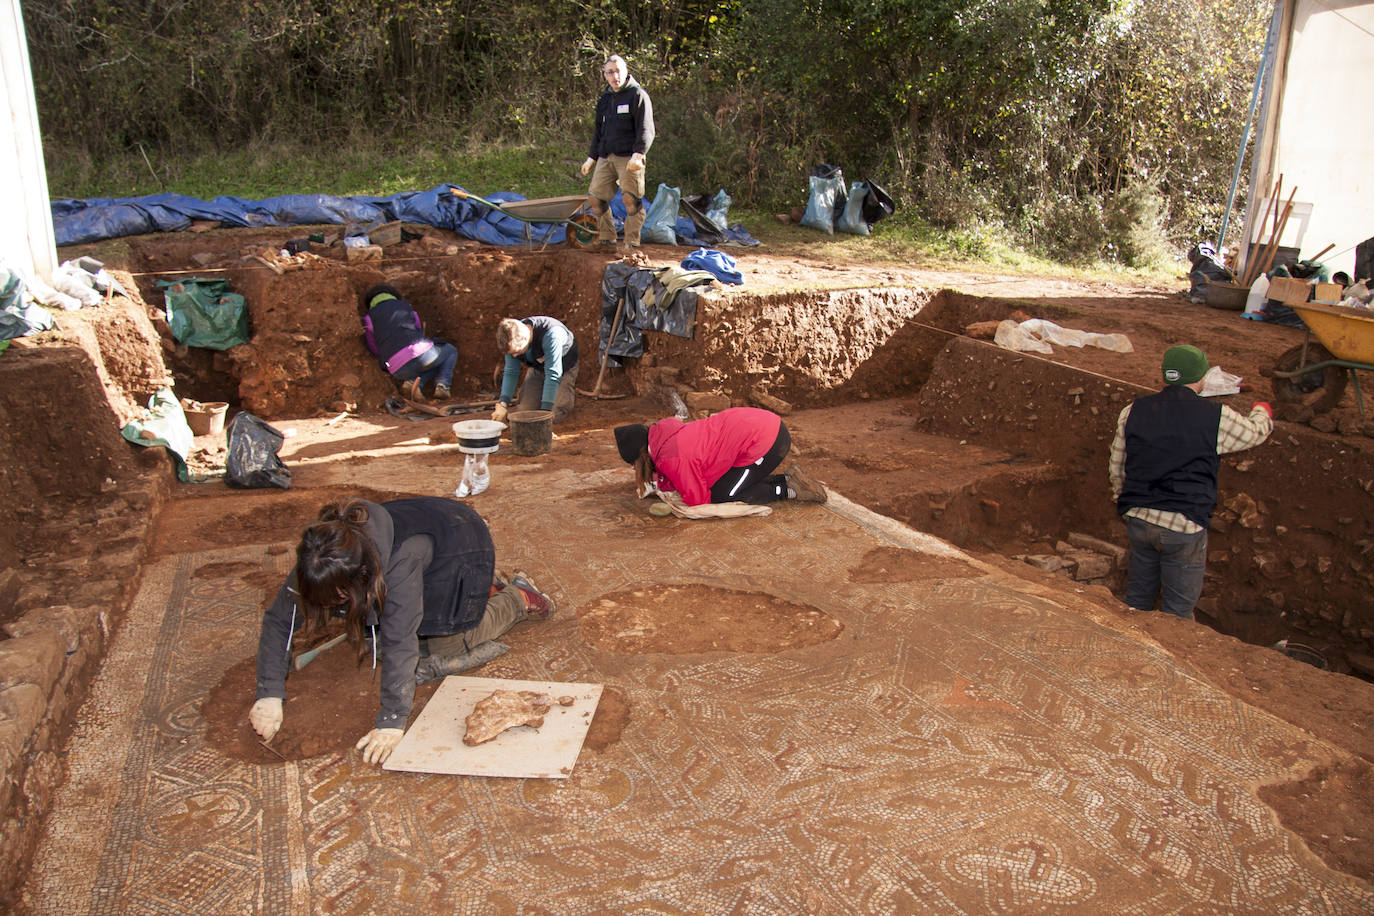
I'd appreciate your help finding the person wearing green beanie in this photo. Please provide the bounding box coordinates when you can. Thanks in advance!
[1108,345,1274,620]
[1160,344,1210,385]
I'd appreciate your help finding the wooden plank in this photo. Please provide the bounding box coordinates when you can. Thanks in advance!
[383,676,603,778]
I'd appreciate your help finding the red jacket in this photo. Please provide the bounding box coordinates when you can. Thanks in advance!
[648,408,781,505]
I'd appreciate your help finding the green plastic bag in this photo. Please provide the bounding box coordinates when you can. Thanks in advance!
[157,278,249,350]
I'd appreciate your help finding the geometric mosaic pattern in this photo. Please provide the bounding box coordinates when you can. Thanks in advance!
[25,470,1373,913]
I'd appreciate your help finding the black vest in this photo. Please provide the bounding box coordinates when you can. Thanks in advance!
[517,316,578,372]
[383,498,495,636]
[1117,386,1223,528]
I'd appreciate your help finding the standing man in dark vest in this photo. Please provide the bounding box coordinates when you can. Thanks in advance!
[580,54,654,250]
[1108,345,1273,619]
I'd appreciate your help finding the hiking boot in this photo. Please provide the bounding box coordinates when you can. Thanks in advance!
[785,462,828,503]
[433,383,451,400]
[594,239,617,250]
[401,377,425,403]
[415,655,446,685]
[510,570,556,620]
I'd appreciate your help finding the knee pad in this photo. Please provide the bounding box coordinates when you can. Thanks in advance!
[623,196,642,216]
[589,198,610,215]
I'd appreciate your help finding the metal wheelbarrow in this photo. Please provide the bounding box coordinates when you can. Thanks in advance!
[449,187,599,250]
[1269,301,1374,417]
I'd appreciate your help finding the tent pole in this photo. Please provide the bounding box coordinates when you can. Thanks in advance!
[1218,0,1283,257]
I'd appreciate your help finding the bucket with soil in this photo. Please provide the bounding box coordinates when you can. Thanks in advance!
[509,410,553,456]
[182,400,229,436]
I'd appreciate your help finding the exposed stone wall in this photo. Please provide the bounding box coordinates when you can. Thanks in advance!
[0,304,170,909]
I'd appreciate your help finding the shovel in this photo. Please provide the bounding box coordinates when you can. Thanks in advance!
[578,297,631,399]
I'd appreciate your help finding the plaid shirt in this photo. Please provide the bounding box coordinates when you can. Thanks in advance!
[1109,400,1272,533]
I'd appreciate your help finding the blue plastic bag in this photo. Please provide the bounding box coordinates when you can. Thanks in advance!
[642,184,682,245]
[836,181,872,236]
[681,248,744,286]
[800,174,844,234]
[705,189,732,230]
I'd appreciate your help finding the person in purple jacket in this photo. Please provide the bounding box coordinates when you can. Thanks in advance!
[614,407,827,506]
[360,283,458,402]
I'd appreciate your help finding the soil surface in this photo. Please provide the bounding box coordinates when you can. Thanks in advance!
[11,224,1374,896]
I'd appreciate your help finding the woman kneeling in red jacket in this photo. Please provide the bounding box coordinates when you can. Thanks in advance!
[614,407,827,506]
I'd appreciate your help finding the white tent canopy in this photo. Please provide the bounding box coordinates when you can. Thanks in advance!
[2,0,56,283]
[1241,0,1374,280]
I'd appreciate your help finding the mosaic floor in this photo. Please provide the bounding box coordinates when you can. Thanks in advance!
[24,470,1373,913]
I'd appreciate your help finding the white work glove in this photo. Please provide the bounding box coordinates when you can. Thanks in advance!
[356,727,405,765]
[580,157,595,176]
[627,152,645,172]
[249,697,283,742]
[491,401,509,423]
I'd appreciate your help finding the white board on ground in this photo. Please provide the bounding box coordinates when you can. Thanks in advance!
[383,676,603,778]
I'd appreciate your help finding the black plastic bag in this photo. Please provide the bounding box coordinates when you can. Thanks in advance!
[1186,242,1232,302]
[226,412,292,490]
[680,195,726,246]
[861,180,897,226]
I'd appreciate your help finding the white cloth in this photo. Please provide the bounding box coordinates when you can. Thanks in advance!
[993,318,1133,354]
[654,487,772,520]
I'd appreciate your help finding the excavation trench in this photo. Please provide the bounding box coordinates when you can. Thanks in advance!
[81,235,1362,679]
[5,233,1374,906]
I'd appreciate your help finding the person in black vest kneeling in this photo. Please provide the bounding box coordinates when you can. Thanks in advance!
[248,497,556,765]
[1108,345,1273,620]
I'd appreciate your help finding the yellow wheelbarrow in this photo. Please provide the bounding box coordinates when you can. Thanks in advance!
[449,187,598,250]
[1270,301,1374,417]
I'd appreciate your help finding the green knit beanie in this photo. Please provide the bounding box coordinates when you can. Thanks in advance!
[1162,345,1209,385]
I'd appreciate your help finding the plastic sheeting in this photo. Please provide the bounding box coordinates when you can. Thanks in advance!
[156,277,249,350]
[597,262,701,368]
[993,319,1133,355]
[120,388,194,483]
[51,184,759,249]
[226,412,292,490]
[0,262,54,341]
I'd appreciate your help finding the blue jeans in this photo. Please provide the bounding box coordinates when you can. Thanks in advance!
[406,341,457,391]
[1123,516,1207,620]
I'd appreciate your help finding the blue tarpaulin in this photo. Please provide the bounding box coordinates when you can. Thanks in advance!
[51,184,758,248]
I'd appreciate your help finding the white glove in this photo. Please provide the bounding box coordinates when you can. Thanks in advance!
[627,153,645,172]
[491,401,509,423]
[356,727,405,765]
[580,157,595,176]
[249,697,283,742]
